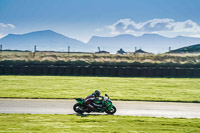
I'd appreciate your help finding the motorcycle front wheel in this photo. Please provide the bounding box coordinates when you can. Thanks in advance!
[105,106,116,114]
[73,103,84,114]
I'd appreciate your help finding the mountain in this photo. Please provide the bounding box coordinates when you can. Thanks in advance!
[168,44,200,53]
[87,34,200,53]
[0,30,88,52]
[1,30,200,53]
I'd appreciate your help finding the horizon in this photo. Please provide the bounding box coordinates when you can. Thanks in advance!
[2,29,200,42]
[1,29,200,54]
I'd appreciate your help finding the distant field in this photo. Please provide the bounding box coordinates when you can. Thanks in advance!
[1,51,200,66]
[0,76,200,102]
[0,114,199,132]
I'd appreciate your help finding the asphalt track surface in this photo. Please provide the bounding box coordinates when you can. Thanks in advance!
[0,99,200,118]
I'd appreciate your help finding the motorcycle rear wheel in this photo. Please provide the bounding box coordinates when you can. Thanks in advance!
[73,103,84,114]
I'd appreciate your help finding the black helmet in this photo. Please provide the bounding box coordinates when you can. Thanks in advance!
[94,90,101,97]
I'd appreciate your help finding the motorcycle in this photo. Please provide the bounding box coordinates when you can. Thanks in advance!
[73,94,116,114]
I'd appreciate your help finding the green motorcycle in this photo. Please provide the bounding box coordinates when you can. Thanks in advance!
[73,94,116,114]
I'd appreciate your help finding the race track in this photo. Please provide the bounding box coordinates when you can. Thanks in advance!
[0,99,200,118]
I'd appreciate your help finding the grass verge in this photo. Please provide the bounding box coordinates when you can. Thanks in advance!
[0,76,200,103]
[0,114,199,133]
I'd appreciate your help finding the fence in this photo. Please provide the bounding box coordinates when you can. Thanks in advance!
[0,65,200,77]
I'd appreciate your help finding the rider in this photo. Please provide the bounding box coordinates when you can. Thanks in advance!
[85,90,103,111]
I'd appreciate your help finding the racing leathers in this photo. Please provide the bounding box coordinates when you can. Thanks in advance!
[85,93,102,111]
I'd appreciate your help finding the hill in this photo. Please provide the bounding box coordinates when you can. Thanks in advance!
[0,30,88,52]
[169,44,200,53]
[87,34,200,53]
[1,30,200,53]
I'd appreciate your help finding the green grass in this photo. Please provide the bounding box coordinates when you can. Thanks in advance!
[0,114,199,133]
[0,76,200,102]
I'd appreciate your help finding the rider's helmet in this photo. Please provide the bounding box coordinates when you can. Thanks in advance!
[94,90,101,97]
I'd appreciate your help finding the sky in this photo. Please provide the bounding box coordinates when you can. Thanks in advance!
[0,0,200,42]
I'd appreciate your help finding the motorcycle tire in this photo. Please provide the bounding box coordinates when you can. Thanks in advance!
[105,106,116,114]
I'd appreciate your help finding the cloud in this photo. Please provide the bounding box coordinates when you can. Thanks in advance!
[0,33,6,38]
[0,22,16,39]
[102,18,200,38]
[0,23,16,31]
[95,28,104,32]
[188,34,200,38]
